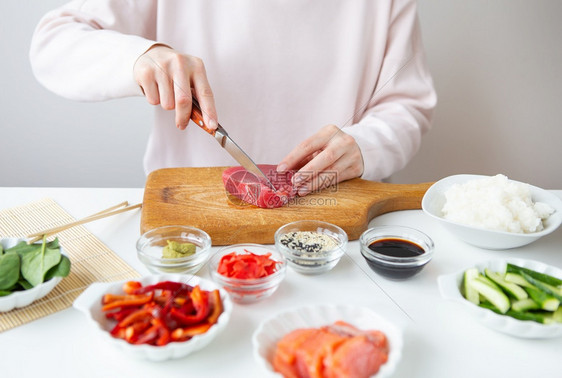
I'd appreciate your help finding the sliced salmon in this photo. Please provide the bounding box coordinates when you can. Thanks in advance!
[272,321,389,378]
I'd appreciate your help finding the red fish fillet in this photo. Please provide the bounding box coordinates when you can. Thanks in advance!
[222,164,295,208]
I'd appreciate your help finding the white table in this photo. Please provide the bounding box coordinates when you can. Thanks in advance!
[1,187,560,378]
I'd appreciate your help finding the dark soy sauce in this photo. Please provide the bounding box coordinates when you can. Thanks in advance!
[365,238,427,279]
[368,238,425,258]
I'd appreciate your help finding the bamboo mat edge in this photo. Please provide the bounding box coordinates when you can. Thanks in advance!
[0,198,140,332]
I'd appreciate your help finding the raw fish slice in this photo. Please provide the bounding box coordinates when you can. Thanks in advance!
[293,330,346,378]
[273,328,321,378]
[326,320,388,350]
[327,335,389,378]
[222,164,295,208]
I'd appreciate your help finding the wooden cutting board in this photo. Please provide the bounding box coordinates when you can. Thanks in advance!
[141,167,433,245]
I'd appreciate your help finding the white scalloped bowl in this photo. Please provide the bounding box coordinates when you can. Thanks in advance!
[0,237,64,312]
[422,174,562,250]
[252,304,403,377]
[437,258,562,338]
[73,274,232,361]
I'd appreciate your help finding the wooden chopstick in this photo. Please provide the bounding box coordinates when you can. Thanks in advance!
[27,202,142,244]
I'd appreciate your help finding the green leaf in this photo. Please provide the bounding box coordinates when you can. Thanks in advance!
[5,241,38,256]
[21,246,61,287]
[0,253,21,291]
[0,243,4,255]
[45,255,71,281]
[17,279,33,290]
[0,290,12,297]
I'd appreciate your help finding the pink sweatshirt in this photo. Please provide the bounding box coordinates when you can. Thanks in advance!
[30,0,436,181]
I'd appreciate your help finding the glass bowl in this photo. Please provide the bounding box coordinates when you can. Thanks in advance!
[359,226,434,280]
[136,226,211,275]
[209,243,286,304]
[274,220,348,275]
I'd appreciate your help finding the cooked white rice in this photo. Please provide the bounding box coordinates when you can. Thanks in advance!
[442,174,554,233]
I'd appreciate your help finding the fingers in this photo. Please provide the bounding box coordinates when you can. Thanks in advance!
[190,58,218,130]
[277,125,340,173]
[278,125,364,197]
[133,46,217,130]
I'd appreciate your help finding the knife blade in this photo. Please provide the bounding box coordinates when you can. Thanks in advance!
[190,98,277,191]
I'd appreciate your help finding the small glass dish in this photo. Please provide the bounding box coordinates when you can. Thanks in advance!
[274,220,348,275]
[209,243,286,304]
[136,226,211,275]
[359,226,434,280]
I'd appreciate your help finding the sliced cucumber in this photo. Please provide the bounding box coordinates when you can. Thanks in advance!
[485,269,528,300]
[524,286,560,311]
[521,272,562,302]
[479,302,554,325]
[469,276,510,314]
[553,307,562,323]
[506,264,562,287]
[511,298,540,312]
[463,268,480,304]
[504,273,535,288]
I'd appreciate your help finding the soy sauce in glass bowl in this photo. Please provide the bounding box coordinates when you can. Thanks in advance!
[360,226,434,280]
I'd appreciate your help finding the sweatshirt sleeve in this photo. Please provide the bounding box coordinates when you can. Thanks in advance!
[343,0,437,181]
[29,0,158,101]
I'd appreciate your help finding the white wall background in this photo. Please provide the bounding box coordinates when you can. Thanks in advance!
[1,0,561,189]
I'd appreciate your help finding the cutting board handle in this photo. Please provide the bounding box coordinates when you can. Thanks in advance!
[359,180,434,220]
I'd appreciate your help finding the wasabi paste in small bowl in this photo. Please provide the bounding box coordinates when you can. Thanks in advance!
[136,226,211,275]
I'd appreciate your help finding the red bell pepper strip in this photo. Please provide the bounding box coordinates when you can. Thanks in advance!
[122,281,142,295]
[117,308,152,328]
[169,286,210,325]
[171,323,212,341]
[206,290,223,325]
[105,307,137,321]
[101,292,154,312]
[152,318,171,346]
[132,281,192,295]
[133,324,160,345]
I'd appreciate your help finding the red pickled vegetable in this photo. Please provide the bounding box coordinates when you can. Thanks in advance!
[217,249,280,279]
[102,281,224,347]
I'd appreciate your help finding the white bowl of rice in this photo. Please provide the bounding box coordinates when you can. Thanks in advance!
[422,174,562,250]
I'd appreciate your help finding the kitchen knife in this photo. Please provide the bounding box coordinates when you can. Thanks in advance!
[190,98,277,191]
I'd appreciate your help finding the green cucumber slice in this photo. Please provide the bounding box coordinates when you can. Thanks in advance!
[504,273,534,288]
[506,264,562,287]
[511,298,540,312]
[485,269,528,300]
[521,272,562,303]
[524,286,560,311]
[469,276,510,314]
[479,302,554,324]
[463,268,480,305]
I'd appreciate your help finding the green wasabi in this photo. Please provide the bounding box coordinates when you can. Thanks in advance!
[162,240,196,259]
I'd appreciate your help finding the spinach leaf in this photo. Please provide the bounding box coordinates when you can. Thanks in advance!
[21,245,61,287]
[0,252,20,290]
[0,290,12,297]
[5,241,37,255]
[44,255,71,281]
[18,279,33,290]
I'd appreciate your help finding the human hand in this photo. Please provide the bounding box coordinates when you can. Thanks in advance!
[277,125,364,196]
[133,45,218,130]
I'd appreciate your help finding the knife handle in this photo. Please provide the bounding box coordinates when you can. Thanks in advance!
[190,97,216,136]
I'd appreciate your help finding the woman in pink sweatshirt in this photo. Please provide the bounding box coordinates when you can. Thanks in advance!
[30,0,436,196]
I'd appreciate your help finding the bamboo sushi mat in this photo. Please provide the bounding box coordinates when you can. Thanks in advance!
[0,198,140,332]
